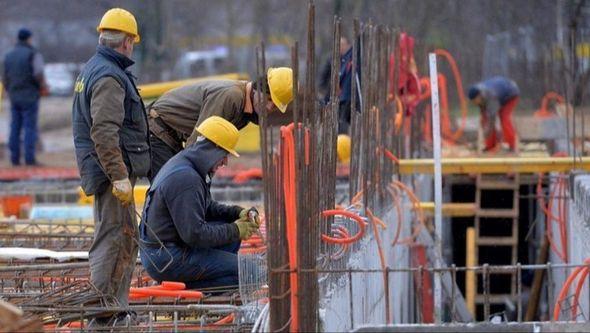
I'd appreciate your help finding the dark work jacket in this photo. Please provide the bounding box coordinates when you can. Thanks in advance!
[320,47,355,105]
[3,42,40,103]
[72,46,150,195]
[474,76,520,105]
[140,139,242,249]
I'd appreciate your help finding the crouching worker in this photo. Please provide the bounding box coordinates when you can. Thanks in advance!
[139,116,259,290]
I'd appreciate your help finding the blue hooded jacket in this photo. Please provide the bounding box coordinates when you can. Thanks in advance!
[140,138,242,249]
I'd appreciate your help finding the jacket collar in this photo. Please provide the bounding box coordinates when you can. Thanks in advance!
[96,45,135,70]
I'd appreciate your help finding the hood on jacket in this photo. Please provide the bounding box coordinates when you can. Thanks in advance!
[182,137,228,180]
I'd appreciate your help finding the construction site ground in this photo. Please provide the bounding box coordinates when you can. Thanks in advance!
[3,97,589,171]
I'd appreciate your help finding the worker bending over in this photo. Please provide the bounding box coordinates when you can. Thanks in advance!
[147,68,293,180]
[468,76,520,152]
[139,116,259,289]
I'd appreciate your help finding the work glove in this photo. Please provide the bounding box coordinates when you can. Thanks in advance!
[112,178,133,206]
[234,220,259,240]
[239,207,260,226]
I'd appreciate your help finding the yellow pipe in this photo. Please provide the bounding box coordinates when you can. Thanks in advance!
[466,227,476,316]
[398,156,590,175]
[138,73,249,99]
[416,202,476,217]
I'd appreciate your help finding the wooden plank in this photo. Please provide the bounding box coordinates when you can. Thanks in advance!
[477,209,518,218]
[466,228,476,317]
[417,202,476,217]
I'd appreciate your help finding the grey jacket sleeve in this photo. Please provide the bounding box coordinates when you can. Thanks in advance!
[165,179,240,248]
[90,76,129,181]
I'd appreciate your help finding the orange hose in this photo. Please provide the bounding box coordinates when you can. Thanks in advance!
[386,185,403,247]
[145,281,186,290]
[280,124,299,332]
[366,208,391,324]
[233,168,263,184]
[433,49,468,143]
[321,209,367,244]
[212,313,235,325]
[383,148,400,165]
[572,266,589,319]
[553,258,590,321]
[537,173,568,262]
[389,180,427,245]
[129,287,203,300]
[535,91,566,118]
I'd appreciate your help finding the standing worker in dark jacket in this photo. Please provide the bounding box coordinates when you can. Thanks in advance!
[3,28,46,166]
[319,37,355,134]
[468,76,520,152]
[140,116,259,289]
[147,68,293,180]
[71,8,149,325]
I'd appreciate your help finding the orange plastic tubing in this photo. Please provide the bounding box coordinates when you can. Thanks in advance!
[433,49,468,142]
[321,209,366,244]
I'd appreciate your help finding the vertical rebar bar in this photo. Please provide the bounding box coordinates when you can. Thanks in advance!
[517,263,522,322]
[548,262,554,321]
[483,264,490,319]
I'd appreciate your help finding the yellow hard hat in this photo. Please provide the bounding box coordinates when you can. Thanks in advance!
[337,134,351,163]
[97,8,140,43]
[196,116,240,157]
[267,67,293,113]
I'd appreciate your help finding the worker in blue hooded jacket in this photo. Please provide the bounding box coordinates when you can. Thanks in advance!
[139,116,259,289]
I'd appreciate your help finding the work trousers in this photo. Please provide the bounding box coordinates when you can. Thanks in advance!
[90,181,138,306]
[148,133,179,182]
[8,99,39,165]
[140,221,241,290]
[482,97,519,151]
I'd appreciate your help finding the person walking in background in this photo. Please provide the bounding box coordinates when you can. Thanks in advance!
[468,76,520,153]
[72,8,149,326]
[3,28,46,166]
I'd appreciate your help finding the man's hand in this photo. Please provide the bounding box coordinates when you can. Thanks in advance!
[239,207,260,226]
[112,178,133,206]
[234,220,259,240]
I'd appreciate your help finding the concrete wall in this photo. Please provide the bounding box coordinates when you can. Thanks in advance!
[565,173,590,320]
[320,200,413,331]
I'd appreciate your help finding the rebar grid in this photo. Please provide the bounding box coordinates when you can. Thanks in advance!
[270,262,590,325]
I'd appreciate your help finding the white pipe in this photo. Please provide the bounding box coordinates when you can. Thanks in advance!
[251,302,269,333]
[429,52,444,323]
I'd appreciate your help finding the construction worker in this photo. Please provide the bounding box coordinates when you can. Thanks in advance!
[71,8,148,325]
[468,76,520,152]
[139,116,259,290]
[319,36,356,134]
[147,68,293,180]
[337,134,351,164]
[3,28,47,166]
